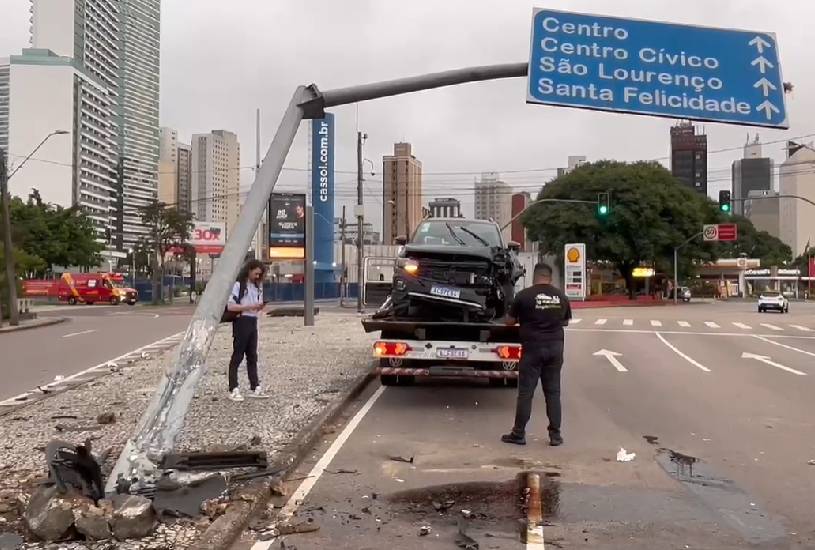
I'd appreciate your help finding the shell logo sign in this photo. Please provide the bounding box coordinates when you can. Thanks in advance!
[564,243,586,300]
[566,247,581,264]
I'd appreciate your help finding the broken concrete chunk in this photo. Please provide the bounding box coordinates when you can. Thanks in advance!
[24,486,89,541]
[111,494,156,540]
[96,412,116,425]
[419,525,432,536]
[74,500,113,540]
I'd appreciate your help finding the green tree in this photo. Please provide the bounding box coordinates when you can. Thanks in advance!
[139,201,193,304]
[523,161,720,297]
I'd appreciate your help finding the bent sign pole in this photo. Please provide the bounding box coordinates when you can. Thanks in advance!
[107,64,532,493]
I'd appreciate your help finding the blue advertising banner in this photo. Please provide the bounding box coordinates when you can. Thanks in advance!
[527,8,788,128]
[311,113,335,281]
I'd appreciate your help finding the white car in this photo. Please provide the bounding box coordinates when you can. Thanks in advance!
[758,291,789,313]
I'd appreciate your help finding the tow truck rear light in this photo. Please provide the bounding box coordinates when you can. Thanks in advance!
[494,345,522,361]
[374,341,411,357]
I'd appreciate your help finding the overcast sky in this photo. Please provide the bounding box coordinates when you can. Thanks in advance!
[2,0,813,230]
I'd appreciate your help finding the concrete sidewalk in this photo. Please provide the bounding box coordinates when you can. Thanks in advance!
[0,316,66,333]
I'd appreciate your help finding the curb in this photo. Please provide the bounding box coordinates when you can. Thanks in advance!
[191,369,377,550]
[0,316,68,334]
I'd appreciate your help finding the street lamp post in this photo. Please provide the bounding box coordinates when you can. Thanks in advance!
[129,248,135,289]
[1,130,68,327]
[673,232,703,305]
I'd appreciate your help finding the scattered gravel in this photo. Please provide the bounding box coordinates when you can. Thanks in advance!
[0,311,375,548]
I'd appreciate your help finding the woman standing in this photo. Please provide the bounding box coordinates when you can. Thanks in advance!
[226,259,268,401]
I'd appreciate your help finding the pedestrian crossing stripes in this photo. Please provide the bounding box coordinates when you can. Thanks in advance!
[566,319,813,332]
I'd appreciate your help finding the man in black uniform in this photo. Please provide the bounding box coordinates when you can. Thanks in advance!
[501,262,571,446]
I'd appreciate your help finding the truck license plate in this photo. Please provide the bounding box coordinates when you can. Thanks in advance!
[437,348,469,359]
[430,286,461,299]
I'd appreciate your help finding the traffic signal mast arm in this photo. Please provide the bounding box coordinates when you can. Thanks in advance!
[500,197,601,231]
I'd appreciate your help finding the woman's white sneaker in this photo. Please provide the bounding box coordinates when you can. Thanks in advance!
[248,386,270,399]
[228,388,245,402]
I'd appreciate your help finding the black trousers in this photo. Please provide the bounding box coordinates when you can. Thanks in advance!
[229,316,259,391]
[512,341,564,437]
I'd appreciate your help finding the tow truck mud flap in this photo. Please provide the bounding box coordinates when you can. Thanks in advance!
[429,365,475,376]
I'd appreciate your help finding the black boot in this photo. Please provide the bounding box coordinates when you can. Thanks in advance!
[501,431,526,446]
[549,432,564,447]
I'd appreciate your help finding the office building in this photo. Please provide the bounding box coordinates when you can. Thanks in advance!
[745,190,780,239]
[474,172,512,240]
[115,0,161,249]
[556,155,588,178]
[428,197,462,218]
[779,142,815,256]
[670,121,707,194]
[732,135,773,215]
[191,130,241,235]
[383,142,423,244]
[158,127,178,205]
[176,142,192,214]
[0,59,8,157]
[511,192,532,250]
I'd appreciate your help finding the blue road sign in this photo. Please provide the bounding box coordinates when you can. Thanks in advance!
[527,9,788,128]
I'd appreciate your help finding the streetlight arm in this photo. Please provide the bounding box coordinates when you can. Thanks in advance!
[7,131,68,181]
[500,197,598,231]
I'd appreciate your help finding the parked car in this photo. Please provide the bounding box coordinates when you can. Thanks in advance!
[758,291,789,313]
[669,287,692,302]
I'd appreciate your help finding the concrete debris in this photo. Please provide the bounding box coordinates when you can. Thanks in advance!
[616,448,636,462]
[111,494,156,540]
[461,509,473,519]
[419,525,432,536]
[24,486,89,541]
[432,499,456,512]
[808,460,815,466]
[73,499,113,540]
[250,435,263,446]
[276,519,320,535]
[389,455,414,464]
[96,412,116,425]
[270,478,286,497]
[0,532,23,550]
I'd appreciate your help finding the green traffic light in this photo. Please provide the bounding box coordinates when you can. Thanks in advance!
[599,205,609,215]
[721,204,731,212]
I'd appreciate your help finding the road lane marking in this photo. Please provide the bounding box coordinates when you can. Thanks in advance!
[733,322,752,330]
[790,325,812,332]
[677,321,691,328]
[593,349,628,372]
[650,320,662,327]
[570,318,582,324]
[704,322,720,329]
[754,335,815,359]
[256,385,387,543]
[62,329,97,338]
[594,319,607,325]
[0,330,185,406]
[760,323,783,331]
[741,352,806,376]
[567,327,815,340]
[623,319,633,326]
[655,333,711,372]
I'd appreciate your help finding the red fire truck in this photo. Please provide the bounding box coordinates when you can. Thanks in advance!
[23,273,138,305]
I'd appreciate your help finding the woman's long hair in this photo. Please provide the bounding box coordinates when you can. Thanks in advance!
[236,259,266,288]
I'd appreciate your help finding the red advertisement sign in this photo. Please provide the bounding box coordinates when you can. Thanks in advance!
[809,256,815,278]
[716,223,738,242]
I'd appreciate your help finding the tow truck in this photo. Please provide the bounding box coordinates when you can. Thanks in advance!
[363,318,521,386]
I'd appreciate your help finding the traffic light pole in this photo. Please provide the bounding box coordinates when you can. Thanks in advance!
[673,232,703,305]
[0,154,18,327]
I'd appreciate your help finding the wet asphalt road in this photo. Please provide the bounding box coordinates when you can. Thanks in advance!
[235,301,815,549]
[1,303,194,401]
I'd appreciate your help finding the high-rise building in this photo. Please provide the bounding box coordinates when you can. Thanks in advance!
[158,127,178,206]
[474,172,512,241]
[0,59,8,158]
[779,142,815,256]
[511,192,532,250]
[382,142,423,244]
[428,197,462,218]
[732,134,773,216]
[556,155,587,178]
[116,0,161,249]
[745,190,780,239]
[670,121,707,194]
[191,130,241,235]
[177,142,192,215]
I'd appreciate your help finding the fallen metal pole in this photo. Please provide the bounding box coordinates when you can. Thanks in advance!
[106,85,316,493]
[109,62,531,493]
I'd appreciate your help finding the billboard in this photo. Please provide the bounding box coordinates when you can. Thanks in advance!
[190,221,226,254]
[311,113,335,280]
[564,243,586,300]
[268,193,306,259]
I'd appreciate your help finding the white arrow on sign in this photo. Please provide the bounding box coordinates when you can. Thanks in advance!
[749,36,772,54]
[753,77,777,96]
[593,349,627,372]
[756,100,780,120]
[751,56,775,74]
[741,352,806,376]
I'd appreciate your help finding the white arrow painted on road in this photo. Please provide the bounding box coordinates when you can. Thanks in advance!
[756,100,780,120]
[753,77,777,96]
[749,36,772,54]
[741,352,806,376]
[593,349,628,372]
[751,56,774,74]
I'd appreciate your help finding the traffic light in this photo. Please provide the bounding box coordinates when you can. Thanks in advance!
[597,192,610,217]
[719,190,732,214]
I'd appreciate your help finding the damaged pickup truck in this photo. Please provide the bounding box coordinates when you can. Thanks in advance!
[374,218,524,323]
